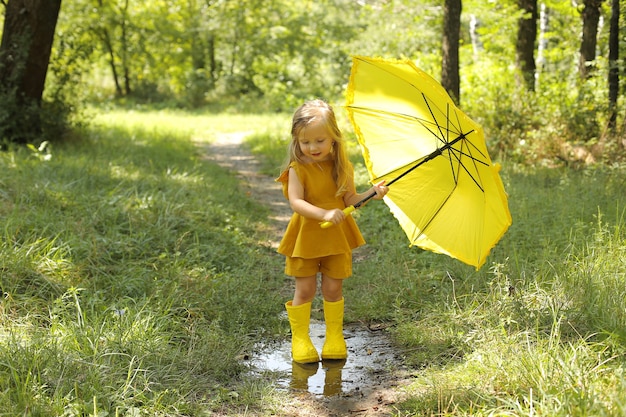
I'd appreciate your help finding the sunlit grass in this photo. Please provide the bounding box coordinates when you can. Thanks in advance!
[360,169,626,416]
[1,108,625,415]
[0,109,288,415]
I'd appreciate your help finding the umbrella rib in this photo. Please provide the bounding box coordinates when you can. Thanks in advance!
[449,147,489,166]
[445,102,459,186]
[350,98,491,196]
[422,95,488,193]
[420,96,490,165]
[456,129,488,159]
[412,92,456,237]
[433,101,489,192]
[413,189,456,244]
[446,142,486,192]
[348,106,463,142]
[422,93,451,148]
[351,104,490,193]
[384,130,473,187]
[354,58,465,143]
[418,94,472,149]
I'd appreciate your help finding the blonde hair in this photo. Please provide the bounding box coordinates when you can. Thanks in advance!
[284,99,352,197]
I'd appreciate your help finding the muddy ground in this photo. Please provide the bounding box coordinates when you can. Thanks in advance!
[202,133,411,417]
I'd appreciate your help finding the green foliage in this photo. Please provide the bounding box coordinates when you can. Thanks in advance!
[462,54,622,165]
[0,0,608,161]
[348,0,444,70]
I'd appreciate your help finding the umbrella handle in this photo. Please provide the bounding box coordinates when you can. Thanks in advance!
[320,206,355,229]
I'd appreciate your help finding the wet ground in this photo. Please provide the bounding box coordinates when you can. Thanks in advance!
[250,321,399,397]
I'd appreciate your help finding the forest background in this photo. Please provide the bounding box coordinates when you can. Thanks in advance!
[1,0,626,416]
[1,0,625,163]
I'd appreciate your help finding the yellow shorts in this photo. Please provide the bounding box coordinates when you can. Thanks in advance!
[285,253,352,279]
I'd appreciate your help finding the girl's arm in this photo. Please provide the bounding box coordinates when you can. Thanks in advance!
[287,168,346,224]
[343,180,388,208]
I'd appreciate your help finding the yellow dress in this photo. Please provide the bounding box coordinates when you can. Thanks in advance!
[276,160,365,259]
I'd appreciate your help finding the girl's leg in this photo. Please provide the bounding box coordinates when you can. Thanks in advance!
[293,275,317,306]
[321,274,343,302]
[286,274,319,363]
[320,274,347,360]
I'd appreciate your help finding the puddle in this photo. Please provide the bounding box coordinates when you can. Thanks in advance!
[250,321,398,396]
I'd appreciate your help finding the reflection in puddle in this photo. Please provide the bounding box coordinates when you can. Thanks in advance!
[290,359,346,396]
[251,321,397,396]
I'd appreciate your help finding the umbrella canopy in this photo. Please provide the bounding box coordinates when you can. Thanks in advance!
[346,56,512,269]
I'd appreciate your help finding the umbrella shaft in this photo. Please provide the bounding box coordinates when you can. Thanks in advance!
[355,130,473,209]
[387,130,472,187]
[354,191,377,208]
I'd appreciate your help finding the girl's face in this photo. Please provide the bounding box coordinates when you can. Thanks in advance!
[297,119,334,162]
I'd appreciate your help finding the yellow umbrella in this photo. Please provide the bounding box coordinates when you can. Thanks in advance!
[343,56,511,269]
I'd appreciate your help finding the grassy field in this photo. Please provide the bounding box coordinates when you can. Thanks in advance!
[1,108,625,416]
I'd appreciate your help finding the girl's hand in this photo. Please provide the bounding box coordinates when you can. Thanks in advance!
[322,208,346,225]
[371,180,389,200]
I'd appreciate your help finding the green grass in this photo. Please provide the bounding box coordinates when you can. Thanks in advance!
[0,109,288,415]
[1,108,625,416]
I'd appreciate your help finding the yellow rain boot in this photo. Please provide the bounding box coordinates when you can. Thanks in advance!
[321,298,347,360]
[285,301,319,364]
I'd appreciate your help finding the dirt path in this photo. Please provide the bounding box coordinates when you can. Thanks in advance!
[202,131,291,249]
[202,133,408,417]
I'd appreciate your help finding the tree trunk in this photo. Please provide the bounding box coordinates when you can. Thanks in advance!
[607,0,619,131]
[441,0,461,105]
[208,34,216,84]
[516,0,538,91]
[120,0,131,96]
[95,0,122,97]
[0,0,62,143]
[102,30,123,97]
[535,3,549,87]
[469,14,483,58]
[579,0,604,79]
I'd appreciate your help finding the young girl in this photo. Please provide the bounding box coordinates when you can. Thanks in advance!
[276,99,388,363]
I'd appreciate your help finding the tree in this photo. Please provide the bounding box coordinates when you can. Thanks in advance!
[441,0,462,105]
[607,0,618,131]
[578,0,605,79]
[91,0,133,97]
[0,0,62,144]
[93,0,122,96]
[535,2,549,87]
[516,0,538,91]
